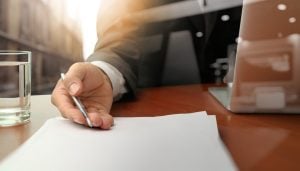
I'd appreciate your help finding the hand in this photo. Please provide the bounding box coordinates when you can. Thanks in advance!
[51,62,114,129]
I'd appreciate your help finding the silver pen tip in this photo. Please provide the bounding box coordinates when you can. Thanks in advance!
[86,118,93,128]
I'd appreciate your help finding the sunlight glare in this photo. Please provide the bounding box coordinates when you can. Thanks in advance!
[65,0,102,59]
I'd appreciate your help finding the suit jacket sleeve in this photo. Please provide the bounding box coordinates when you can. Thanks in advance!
[86,0,146,96]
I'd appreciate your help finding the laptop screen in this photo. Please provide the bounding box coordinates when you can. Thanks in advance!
[239,0,300,40]
[231,0,300,112]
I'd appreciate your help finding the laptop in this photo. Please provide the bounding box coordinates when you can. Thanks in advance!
[209,0,300,113]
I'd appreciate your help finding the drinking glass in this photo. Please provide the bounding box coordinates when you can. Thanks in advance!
[0,50,31,127]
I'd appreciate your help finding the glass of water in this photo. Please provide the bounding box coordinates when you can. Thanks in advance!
[0,50,31,127]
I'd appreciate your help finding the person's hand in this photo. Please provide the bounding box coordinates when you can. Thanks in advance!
[51,62,114,129]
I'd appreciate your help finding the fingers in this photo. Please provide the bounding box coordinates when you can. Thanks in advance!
[62,63,87,96]
[88,111,114,130]
[63,63,111,97]
[51,80,86,124]
[51,81,113,129]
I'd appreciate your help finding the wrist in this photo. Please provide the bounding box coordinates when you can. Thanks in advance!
[90,61,128,101]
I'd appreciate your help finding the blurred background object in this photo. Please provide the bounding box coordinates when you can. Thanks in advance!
[0,0,89,94]
[0,0,242,93]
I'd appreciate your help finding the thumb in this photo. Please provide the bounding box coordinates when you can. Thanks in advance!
[62,63,86,96]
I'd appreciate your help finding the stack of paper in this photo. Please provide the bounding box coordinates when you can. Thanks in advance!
[0,112,236,171]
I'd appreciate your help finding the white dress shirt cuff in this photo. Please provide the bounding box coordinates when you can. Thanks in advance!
[90,61,127,101]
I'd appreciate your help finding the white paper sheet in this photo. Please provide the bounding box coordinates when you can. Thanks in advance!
[0,112,236,171]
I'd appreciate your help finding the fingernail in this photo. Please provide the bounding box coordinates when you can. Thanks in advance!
[92,119,102,127]
[74,118,83,125]
[69,83,79,94]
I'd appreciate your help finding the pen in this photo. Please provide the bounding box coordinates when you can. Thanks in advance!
[60,73,93,128]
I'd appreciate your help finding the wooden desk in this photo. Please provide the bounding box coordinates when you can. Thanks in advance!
[0,84,299,170]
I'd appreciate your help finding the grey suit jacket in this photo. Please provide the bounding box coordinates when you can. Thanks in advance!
[87,0,241,96]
